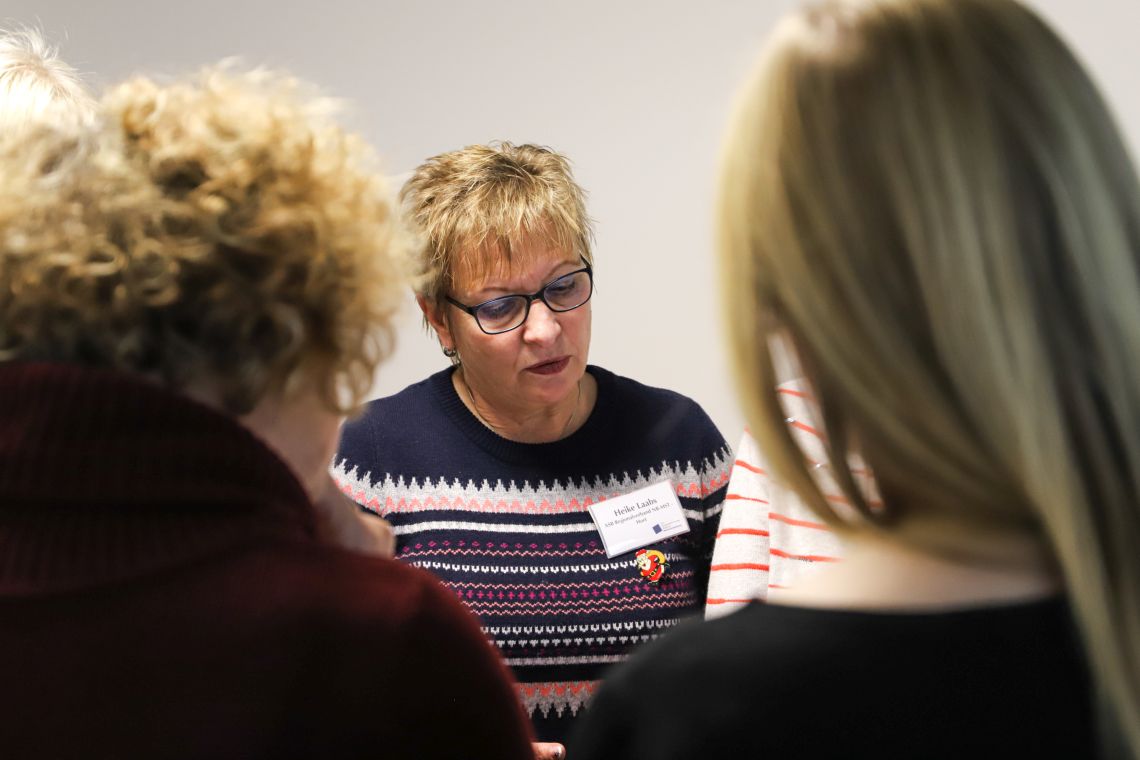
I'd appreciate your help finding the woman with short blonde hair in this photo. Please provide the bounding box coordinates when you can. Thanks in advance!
[572,0,1138,757]
[404,142,593,317]
[336,141,730,750]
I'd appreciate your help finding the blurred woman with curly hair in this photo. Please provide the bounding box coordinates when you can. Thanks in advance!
[0,68,533,759]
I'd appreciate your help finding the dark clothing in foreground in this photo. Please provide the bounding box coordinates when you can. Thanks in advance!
[570,597,1095,759]
[0,362,533,760]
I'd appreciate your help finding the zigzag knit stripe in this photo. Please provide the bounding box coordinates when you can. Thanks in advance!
[497,633,657,650]
[517,681,599,720]
[485,620,680,635]
[504,655,626,666]
[461,593,695,615]
[447,572,695,590]
[408,556,694,576]
[345,510,721,535]
[400,547,606,559]
[391,520,596,535]
[331,453,733,517]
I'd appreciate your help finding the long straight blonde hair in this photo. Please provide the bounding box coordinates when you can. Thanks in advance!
[719,0,1139,753]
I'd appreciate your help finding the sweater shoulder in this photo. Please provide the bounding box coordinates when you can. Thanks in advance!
[595,366,711,421]
[336,371,450,477]
[592,366,727,457]
[343,373,442,443]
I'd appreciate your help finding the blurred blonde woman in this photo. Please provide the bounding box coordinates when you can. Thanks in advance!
[0,68,533,759]
[572,0,1138,758]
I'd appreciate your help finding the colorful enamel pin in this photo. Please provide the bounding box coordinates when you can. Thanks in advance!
[635,548,667,583]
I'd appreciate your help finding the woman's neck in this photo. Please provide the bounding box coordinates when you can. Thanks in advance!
[452,368,597,443]
[185,382,341,502]
[769,528,1061,612]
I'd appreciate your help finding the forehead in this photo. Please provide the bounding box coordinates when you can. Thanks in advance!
[452,232,578,293]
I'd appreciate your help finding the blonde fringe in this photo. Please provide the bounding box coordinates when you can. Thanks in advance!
[400,141,594,312]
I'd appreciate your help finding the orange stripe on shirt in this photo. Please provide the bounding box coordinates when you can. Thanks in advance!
[726,493,770,505]
[790,419,824,438]
[777,387,811,399]
[716,528,770,538]
[732,459,766,475]
[707,597,757,605]
[768,511,830,531]
[711,562,771,572]
[770,548,841,563]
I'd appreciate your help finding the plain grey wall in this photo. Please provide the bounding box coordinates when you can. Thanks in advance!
[6,0,1137,442]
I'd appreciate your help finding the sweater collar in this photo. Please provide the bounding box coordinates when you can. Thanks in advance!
[429,365,615,465]
[0,362,316,592]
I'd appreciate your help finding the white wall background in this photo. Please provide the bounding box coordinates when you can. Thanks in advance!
[5,0,1138,442]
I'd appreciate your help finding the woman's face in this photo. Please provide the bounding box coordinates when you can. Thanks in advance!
[424,237,592,417]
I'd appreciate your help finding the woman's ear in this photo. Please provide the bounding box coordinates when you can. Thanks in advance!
[418,295,455,351]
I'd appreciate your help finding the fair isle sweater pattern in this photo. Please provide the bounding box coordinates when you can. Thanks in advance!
[333,366,730,735]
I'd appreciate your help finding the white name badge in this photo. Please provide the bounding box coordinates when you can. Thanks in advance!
[587,480,690,558]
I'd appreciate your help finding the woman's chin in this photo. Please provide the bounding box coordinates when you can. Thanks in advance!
[518,375,578,406]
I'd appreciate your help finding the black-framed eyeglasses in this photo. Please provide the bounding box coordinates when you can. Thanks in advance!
[445,261,594,335]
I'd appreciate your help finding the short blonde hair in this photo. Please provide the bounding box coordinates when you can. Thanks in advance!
[719,0,1139,751]
[0,67,405,415]
[401,142,593,306]
[0,27,93,129]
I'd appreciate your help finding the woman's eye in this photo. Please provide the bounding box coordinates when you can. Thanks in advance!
[546,273,587,303]
[479,298,521,322]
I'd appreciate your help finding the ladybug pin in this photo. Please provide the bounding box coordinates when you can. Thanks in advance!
[635,548,667,583]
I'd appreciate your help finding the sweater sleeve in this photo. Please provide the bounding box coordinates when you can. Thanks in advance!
[680,414,729,607]
[706,430,773,618]
[331,411,384,515]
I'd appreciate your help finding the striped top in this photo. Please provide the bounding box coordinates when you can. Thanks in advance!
[334,366,730,743]
[707,381,876,618]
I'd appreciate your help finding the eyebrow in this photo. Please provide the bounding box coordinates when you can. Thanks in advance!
[469,258,581,300]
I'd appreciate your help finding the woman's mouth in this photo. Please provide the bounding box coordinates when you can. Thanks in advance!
[526,357,570,375]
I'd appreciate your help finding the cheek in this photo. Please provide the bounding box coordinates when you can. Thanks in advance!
[456,328,521,371]
[452,319,488,354]
[569,306,592,347]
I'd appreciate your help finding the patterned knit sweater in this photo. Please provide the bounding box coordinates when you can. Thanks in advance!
[334,365,731,744]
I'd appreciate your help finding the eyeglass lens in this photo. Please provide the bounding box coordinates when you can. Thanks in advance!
[475,270,592,333]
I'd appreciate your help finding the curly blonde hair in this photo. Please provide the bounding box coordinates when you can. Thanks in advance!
[0,27,93,129]
[0,67,405,414]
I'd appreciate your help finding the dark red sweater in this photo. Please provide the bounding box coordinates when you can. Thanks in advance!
[0,363,534,759]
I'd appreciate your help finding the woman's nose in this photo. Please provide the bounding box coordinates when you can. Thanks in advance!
[522,301,562,344]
